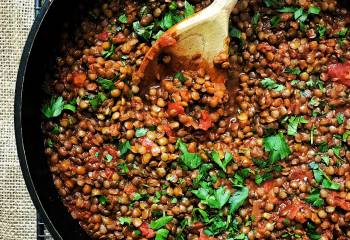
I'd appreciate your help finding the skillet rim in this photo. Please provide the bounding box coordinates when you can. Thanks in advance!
[14,0,63,239]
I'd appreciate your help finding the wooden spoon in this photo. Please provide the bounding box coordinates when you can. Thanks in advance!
[136,0,238,93]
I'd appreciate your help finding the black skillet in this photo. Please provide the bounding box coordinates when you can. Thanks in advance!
[14,0,350,239]
[15,0,90,239]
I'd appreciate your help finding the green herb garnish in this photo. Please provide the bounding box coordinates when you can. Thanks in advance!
[263,133,291,163]
[176,139,202,169]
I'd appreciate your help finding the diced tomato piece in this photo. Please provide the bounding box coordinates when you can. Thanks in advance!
[167,102,185,115]
[97,32,109,41]
[279,199,310,223]
[327,61,350,87]
[198,110,213,130]
[163,124,175,137]
[328,191,350,211]
[104,168,113,179]
[139,137,156,152]
[289,167,313,182]
[158,34,177,48]
[252,200,263,221]
[124,184,137,194]
[139,222,156,239]
[192,222,204,229]
[72,71,87,87]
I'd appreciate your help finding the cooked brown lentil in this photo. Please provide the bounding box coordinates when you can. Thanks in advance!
[41,0,350,239]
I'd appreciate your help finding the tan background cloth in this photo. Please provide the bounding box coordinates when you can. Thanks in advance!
[0,0,37,239]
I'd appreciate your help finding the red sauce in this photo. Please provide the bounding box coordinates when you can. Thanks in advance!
[158,34,177,48]
[72,71,87,87]
[327,61,350,87]
[198,110,213,130]
[124,184,137,194]
[328,191,350,211]
[139,137,156,152]
[139,222,156,238]
[97,32,109,41]
[167,102,185,115]
[163,124,175,137]
[279,199,311,223]
[196,229,216,240]
[289,167,313,182]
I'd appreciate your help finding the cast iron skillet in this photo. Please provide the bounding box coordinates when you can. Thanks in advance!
[15,0,90,239]
[14,0,350,239]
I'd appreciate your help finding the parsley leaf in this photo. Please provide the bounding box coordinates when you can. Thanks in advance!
[305,189,325,207]
[119,217,131,225]
[119,141,131,158]
[270,16,281,28]
[118,14,128,24]
[97,77,115,91]
[42,96,76,118]
[89,92,107,110]
[263,0,278,7]
[288,116,309,136]
[252,12,260,30]
[105,154,113,162]
[263,133,291,163]
[176,139,202,169]
[174,72,187,83]
[98,196,109,205]
[229,185,249,214]
[337,27,348,38]
[133,21,155,41]
[101,44,115,59]
[317,25,327,38]
[284,67,302,75]
[155,229,169,240]
[278,7,298,13]
[308,6,320,15]
[261,78,285,92]
[309,162,340,190]
[337,113,344,125]
[184,1,195,18]
[135,128,148,137]
[150,216,173,230]
[211,151,233,172]
[207,187,231,209]
[118,163,129,174]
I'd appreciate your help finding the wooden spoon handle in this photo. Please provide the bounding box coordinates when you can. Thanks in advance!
[211,0,238,14]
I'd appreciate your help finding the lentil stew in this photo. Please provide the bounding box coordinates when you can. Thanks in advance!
[41,0,350,239]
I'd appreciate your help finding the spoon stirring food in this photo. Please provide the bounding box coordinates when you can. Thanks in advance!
[136,0,238,92]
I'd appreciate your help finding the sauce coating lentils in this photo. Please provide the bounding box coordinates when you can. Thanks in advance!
[41,0,350,239]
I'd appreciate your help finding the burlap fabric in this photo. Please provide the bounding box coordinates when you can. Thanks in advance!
[0,0,37,239]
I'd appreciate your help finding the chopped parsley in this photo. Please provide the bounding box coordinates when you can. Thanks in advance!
[119,141,131,158]
[270,16,281,28]
[317,25,327,38]
[211,151,233,172]
[252,12,260,30]
[155,229,169,240]
[101,44,115,59]
[104,154,113,162]
[284,67,302,75]
[229,185,249,214]
[305,189,325,207]
[89,92,107,110]
[263,133,291,163]
[135,128,148,137]
[119,217,131,225]
[150,216,173,230]
[261,78,285,92]
[176,139,202,169]
[309,162,340,190]
[42,96,76,118]
[337,113,344,125]
[288,116,309,136]
[174,72,187,83]
[97,77,115,91]
[98,196,108,205]
[118,163,129,174]
[118,14,128,23]
[133,21,155,41]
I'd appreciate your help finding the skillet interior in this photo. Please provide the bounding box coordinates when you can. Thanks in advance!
[16,0,90,239]
[15,0,350,239]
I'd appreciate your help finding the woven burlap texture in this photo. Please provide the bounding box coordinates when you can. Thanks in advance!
[0,0,37,239]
